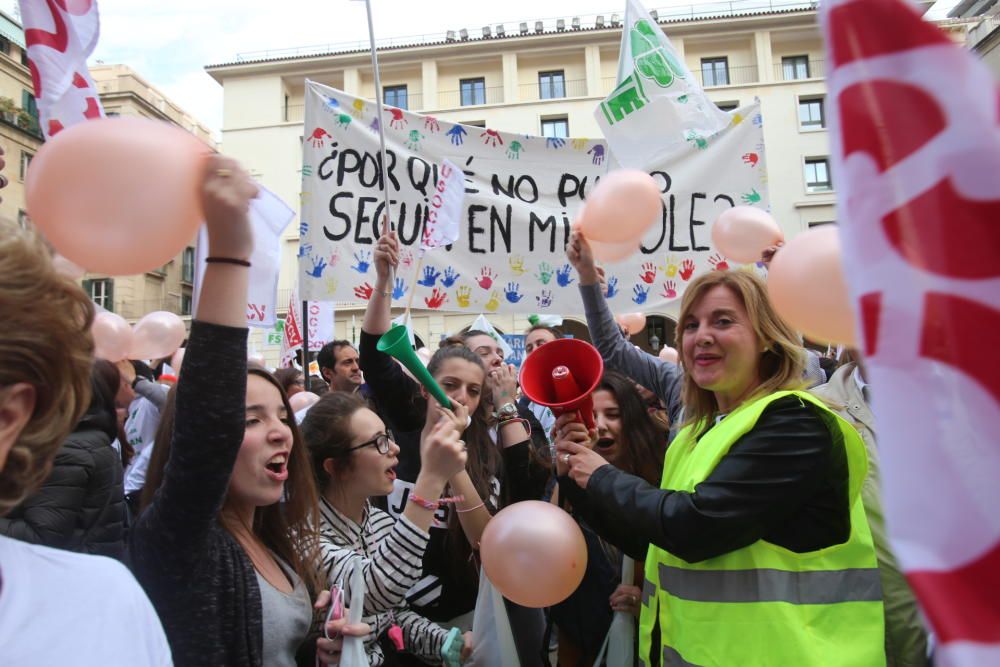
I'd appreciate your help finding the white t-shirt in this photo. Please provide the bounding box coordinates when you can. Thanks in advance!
[124,396,160,494]
[0,535,173,666]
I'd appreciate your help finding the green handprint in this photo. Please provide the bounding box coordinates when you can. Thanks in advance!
[685,130,708,150]
[506,141,524,160]
[336,113,352,128]
[535,262,554,285]
[741,188,761,204]
[630,19,686,89]
[405,130,425,150]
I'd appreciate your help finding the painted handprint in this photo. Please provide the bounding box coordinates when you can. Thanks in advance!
[661,281,678,299]
[300,164,313,177]
[369,117,380,134]
[535,262,554,285]
[632,284,649,305]
[572,138,588,150]
[417,266,442,287]
[424,288,447,309]
[741,188,761,204]
[752,113,763,128]
[556,264,575,287]
[299,220,309,237]
[392,277,408,300]
[354,283,374,301]
[387,107,406,129]
[351,251,372,274]
[640,262,657,284]
[606,276,619,298]
[476,267,496,290]
[685,130,708,150]
[504,283,524,303]
[329,247,342,267]
[708,253,729,271]
[480,129,504,147]
[351,99,364,118]
[405,130,425,150]
[297,242,313,258]
[546,137,565,149]
[325,96,339,109]
[509,256,526,276]
[308,255,327,278]
[335,113,351,129]
[441,267,460,288]
[446,125,467,146]
[425,116,441,133]
[679,259,696,281]
[742,152,759,167]
[506,141,524,160]
[456,286,472,308]
[308,128,331,148]
[588,144,605,165]
[400,248,414,269]
[325,276,338,294]
[485,291,500,312]
[536,290,553,308]
[661,254,679,278]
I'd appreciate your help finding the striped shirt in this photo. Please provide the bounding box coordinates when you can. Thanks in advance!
[318,497,448,665]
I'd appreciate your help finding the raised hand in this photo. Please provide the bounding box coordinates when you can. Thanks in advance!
[420,409,468,482]
[679,259,695,281]
[308,255,327,278]
[632,284,649,305]
[351,250,372,274]
[373,224,399,280]
[456,286,472,308]
[392,277,408,300]
[556,264,575,287]
[640,262,657,284]
[441,266,460,288]
[661,281,677,299]
[476,267,496,290]
[535,262,554,285]
[417,266,442,287]
[565,228,599,284]
[200,156,258,262]
[354,282,374,300]
[536,289,553,308]
[504,282,524,303]
[485,291,500,312]
[425,288,447,309]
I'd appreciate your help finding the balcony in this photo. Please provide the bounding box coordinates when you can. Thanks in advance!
[773,59,826,81]
[693,64,759,87]
[0,109,43,140]
[517,78,589,102]
[436,85,505,109]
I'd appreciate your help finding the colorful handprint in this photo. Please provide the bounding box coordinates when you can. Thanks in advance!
[571,138,588,150]
[354,283,374,300]
[546,137,565,149]
[446,125,467,146]
[708,253,729,271]
[405,130,425,150]
[509,256,526,275]
[441,267,460,288]
[588,144,605,165]
[387,107,406,129]
[369,117,380,134]
[504,282,524,303]
[351,99,364,118]
[661,281,677,299]
[417,266,441,287]
[456,286,472,308]
[741,188,761,204]
[632,284,649,305]
[425,116,440,132]
[536,290,553,308]
[606,276,619,298]
[742,152,759,167]
[392,278,408,300]
[308,128,331,148]
[485,291,500,312]
[425,288,447,309]
[335,113,351,129]
[476,267,496,290]
[535,262,554,285]
[679,259,696,281]
[308,255,327,278]
[640,262,657,284]
[351,251,371,274]
[556,264,575,287]
[480,129,504,147]
[400,248,414,269]
[661,254,679,278]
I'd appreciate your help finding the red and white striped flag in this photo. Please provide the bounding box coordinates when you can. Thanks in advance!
[821,0,1000,664]
[19,0,104,138]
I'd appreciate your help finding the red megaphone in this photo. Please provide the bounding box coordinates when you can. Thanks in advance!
[519,338,604,431]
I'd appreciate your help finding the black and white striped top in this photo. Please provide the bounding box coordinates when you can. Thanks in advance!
[318,497,448,665]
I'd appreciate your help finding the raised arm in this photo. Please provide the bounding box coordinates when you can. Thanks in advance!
[361,216,397,337]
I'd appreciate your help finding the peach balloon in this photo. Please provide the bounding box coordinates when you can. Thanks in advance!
[481,501,587,608]
[129,311,187,361]
[52,254,85,279]
[618,312,647,335]
[91,311,133,362]
[580,170,661,244]
[659,346,679,364]
[590,238,640,263]
[289,391,321,413]
[711,206,784,264]
[25,117,209,276]
[767,226,856,346]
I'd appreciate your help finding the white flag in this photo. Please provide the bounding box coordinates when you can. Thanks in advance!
[420,158,464,252]
[469,314,513,359]
[279,286,336,367]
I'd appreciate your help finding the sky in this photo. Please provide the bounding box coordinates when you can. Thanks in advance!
[1,0,961,138]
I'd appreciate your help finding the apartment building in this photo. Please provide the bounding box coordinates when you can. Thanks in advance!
[950,0,1000,73]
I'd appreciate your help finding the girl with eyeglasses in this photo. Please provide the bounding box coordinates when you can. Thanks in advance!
[301,391,472,665]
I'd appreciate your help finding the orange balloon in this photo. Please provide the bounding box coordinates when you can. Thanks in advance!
[659,346,679,364]
[618,312,647,335]
[590,238,640,263]
[767,226,856,346]
[129,311,187,361]
[289,391,320,413]
[580,170,661,244]
[26,117,209,276]
[711,206,784,264]
[92,311,133,362]
[480,501,587,608]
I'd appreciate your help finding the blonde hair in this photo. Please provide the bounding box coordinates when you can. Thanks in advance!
[676,270,805,434]
[0,221,95,515]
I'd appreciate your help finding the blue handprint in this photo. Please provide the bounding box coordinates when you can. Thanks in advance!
[351,250,371,274]
[297,242,313,258]
[632,284,649,305]
[446,125,467,146]
[546,137,565,149]
[588,144,606,165]
[606,276,619,298]
[299,221,309,237]
[504,282,524,303]
[417,266,442,287]
[392,277,408,300]
[325,96,339,109]
[536,290,553,308]
[308,255,327,278]
[441,266,460,288]
[556,264,575,287]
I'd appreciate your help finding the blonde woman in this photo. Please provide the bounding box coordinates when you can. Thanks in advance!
[555,238,886,667]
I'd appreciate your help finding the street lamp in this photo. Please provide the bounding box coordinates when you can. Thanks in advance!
[649,333,661,352]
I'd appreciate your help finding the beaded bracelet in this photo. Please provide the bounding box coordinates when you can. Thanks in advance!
[497,416,531,438]
[408,493,465,511]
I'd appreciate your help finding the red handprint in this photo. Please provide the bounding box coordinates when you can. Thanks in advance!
[661,281,677,299]
[308,128,331,148]
[640,262,657,284]
[679,259,696,281]
[480,129,504,147]
[388,107,406,129]
[425,116,440,133]
[354,282,374,300]
[742,152,759,167]
[476,267,496,289]
[708,253,729,271]
[425,288,447,309]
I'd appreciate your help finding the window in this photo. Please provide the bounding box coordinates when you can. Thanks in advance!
[21,90,38,119]
[19,151,32,181]
[460,78,486,106]
[782,55,810,80]
[541,117,569,138]
[716,101,739,112]
[798,97,825,129]
[384,85,408,110]
[20,46,29,68]
[538,71,566,99]
[180,293,193,316]
[283,94,289,121]
[464,120,486,128]
[83,278,114,311]
[182,247,195,283]
[0,37,10,55]
[808,221,835,228]
[804,158,833,192]
[700,57,729,87]
[17,209,29,229]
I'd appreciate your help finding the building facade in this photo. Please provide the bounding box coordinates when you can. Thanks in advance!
[207,3,963,360]
[950,0,1000,73]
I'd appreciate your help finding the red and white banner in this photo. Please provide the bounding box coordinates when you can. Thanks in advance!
[822,0,1000,664]
[19,0,105,138]
[419,158,464,252]
[279,286,335,367]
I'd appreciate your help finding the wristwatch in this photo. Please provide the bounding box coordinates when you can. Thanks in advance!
[496,402,518,421]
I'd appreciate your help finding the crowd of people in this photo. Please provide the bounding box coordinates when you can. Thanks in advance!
[0,153,929,667]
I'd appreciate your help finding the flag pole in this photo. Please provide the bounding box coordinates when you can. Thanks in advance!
[362,0,392,233]
[301,298,311,392]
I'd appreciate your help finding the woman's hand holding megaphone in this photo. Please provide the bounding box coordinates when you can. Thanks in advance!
[553,412,599,479]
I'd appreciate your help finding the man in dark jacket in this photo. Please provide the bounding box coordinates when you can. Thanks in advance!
[0,360,127,561]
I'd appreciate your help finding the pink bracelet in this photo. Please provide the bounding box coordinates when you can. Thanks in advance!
[456,501,486,514]
[409,493,465,511]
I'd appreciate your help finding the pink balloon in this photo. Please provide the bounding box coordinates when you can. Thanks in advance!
[767,226,856,346]
[129,311,187,361]
[711,206,784,264]
[171,348,185,374]
[590,238,640,263]
[25,117,209,276]
[659,346,679,363]
[91,311,133,362]
[580,170,661,244]
[289,391,320,412]
[481,501,587,608]
[617,312,647,335]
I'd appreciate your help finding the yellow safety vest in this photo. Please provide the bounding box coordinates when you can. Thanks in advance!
[638,391,886,667]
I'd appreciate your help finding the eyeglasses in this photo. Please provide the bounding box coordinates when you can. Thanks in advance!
[346,432,394,455]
